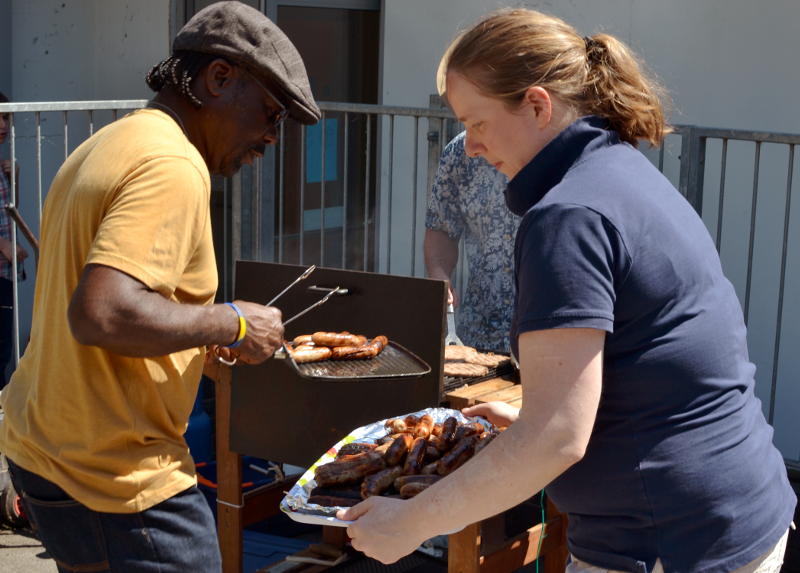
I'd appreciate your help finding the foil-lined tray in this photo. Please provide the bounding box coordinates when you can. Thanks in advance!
[279,406,493,527]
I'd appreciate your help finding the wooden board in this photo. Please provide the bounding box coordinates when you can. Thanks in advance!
[445,377,516,409]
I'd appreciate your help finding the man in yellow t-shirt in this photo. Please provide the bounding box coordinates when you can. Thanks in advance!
[0,2,320,571]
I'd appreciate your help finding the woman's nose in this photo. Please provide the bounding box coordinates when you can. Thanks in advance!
[464,133,483,158]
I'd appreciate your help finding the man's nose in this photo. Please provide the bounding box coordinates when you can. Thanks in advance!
[263,125,279,146]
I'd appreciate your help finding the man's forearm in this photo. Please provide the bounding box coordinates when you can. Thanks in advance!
[424,230,459,280]
[71,286,238,357]
[400,412,581,539]
[68,264,240,357]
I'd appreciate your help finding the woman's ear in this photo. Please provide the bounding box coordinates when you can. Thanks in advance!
[524,86,552,128]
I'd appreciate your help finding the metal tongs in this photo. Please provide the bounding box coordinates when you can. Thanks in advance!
[216,264,344,365]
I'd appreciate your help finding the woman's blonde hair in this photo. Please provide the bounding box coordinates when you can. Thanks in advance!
[437,9,671,147]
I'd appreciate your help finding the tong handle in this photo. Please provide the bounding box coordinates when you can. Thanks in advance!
[283,286,343,327]
[266,264,316,307]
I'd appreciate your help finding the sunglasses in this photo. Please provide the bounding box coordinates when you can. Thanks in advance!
[241,67,289,128]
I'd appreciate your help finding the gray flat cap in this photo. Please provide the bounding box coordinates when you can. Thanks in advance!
[174,1,320,125]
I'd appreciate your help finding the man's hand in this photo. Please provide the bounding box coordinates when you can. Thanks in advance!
[462,401,519,428]
[227,301,284,364]
[337,497,430,564]
[0,159,19,182]
[0,237,27,264]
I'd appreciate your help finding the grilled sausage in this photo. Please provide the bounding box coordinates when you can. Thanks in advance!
[339,335,389,360]
[423,445,442,463]
[289,346,332,363]
[474,431,497,455]
[330,345,367,360]
[314,451,386,487]
[440,416,458,447]
[402,437,428,475]
[312,331,368,347]
[337,442,378,457]
[436,434,479,476]
[420,461,439,475]
[399,481,434,498]
[309,485,363,500]
[413,414,435,439]
[384,418,408,434]
[384,434,414,466]
[293,334,314,345]
[393,474,442,491]
[308,495,361,507]
[452,421,485,442]
[360,465,404,498]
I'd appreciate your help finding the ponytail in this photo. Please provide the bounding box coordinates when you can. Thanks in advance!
[583,34,671,146]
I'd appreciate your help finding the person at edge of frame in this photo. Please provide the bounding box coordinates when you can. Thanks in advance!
[0,90,28,390]
[424,130,519,353]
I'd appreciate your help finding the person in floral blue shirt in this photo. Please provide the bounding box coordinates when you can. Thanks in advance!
[424,131,519,351]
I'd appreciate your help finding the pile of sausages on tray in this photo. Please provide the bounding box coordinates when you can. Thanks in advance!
[286,331,389,364]
[307,413,503,508]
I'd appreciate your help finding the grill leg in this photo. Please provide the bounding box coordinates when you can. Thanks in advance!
[213,363,244,573]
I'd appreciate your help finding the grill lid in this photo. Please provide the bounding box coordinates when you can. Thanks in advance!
[281,341,430,381]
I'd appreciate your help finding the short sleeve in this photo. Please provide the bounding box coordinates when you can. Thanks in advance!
[425,137,466,240]
[515,203,630,335]
[87,156,210,297]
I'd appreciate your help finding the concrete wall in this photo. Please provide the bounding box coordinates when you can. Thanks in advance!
[10,0,168,101]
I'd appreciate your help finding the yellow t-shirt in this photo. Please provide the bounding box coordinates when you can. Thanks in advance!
[0,108,217,513]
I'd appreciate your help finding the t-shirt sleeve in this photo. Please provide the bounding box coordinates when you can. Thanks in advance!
[515,203,630,335]
[87,155,210,297]
[425,139,465,240]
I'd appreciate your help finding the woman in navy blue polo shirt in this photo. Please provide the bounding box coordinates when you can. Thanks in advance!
[340,9,796,571]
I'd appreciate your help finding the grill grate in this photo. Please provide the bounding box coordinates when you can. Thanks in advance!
[442,358,515,393]
[289,342,430,381]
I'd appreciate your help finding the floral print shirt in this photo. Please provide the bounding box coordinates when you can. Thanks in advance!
[425,132,520,351]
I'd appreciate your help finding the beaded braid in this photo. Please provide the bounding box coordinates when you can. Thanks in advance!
[145,51,221,108]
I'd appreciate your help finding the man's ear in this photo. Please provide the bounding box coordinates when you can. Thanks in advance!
[203,59,236,97]
[523,86,552,128]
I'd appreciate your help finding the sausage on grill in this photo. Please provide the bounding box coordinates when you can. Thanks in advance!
[288,346,332,363]
[312,331,368,347]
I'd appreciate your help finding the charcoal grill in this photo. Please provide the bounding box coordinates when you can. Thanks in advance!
[229,261,447,467]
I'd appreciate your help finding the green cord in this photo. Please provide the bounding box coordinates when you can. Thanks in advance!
[536,489,546,573]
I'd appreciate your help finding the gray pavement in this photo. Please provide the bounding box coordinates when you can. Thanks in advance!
[0,526,56,572]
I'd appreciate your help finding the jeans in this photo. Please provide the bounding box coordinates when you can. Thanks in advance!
[0,277,13,389]
[8,458,222,573]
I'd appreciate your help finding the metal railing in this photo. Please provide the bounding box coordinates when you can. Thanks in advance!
[1,100,798,468]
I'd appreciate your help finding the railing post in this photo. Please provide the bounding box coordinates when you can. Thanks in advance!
[678,126,707,215]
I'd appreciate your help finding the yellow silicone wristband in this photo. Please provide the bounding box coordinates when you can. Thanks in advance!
[224,302,247,348]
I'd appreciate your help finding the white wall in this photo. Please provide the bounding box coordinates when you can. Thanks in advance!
[11,0,168,101]
[382,0,800,132]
